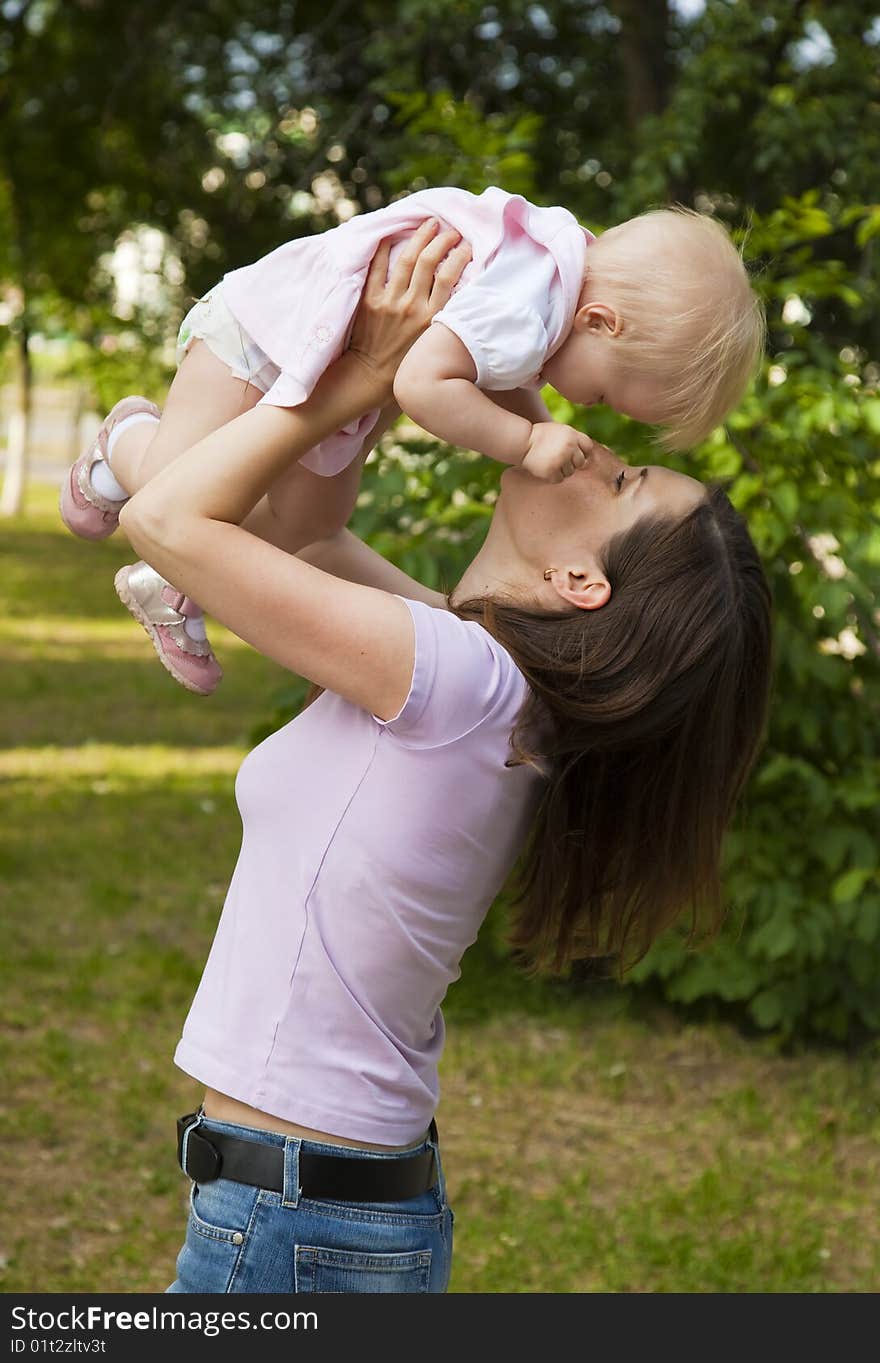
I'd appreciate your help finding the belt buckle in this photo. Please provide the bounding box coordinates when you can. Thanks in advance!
[177,1112,223,1183]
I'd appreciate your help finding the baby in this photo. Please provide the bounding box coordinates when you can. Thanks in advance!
[60,186,764,694]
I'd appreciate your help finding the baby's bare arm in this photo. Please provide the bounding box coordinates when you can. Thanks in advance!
[395,330,590,480]
[393,325,532,466]
[487,386,554,425]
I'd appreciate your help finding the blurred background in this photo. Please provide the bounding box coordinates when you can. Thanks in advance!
[1,0,878,1292]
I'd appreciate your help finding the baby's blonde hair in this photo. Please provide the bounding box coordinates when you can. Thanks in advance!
[589,207,766,450]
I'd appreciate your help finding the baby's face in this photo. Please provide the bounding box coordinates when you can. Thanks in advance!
[542,324,666,426]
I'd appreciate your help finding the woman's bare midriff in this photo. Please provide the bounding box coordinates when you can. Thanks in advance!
[201,1088,427,1152]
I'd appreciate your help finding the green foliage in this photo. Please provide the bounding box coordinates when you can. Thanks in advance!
[623,193,879,1043]
[384,91,540,198]
[50,337,176,419]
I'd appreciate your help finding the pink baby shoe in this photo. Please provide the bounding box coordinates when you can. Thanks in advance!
[114,561,223,696]
[59,396,160,540]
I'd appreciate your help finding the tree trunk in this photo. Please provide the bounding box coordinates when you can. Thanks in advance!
[612,0,671,127]
[68,383,88,464]
[0,320,33,518]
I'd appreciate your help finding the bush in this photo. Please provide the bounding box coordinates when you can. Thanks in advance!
[628,197,880,1041]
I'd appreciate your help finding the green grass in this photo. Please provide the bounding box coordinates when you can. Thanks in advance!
[2,482,879,1292]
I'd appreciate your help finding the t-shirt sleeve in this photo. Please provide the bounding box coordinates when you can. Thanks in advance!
[432,285,549,391]
[431,227,561,391]
[374,596,524,749]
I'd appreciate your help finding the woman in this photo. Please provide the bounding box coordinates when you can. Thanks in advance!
[112,226,772,1293]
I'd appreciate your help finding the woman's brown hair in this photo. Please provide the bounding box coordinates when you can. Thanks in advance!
[452,484,773,973]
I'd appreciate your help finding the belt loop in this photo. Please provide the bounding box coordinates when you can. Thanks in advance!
[427,1118,446,1206]
[282,1136,301,1208]
[180,1110,204,1178]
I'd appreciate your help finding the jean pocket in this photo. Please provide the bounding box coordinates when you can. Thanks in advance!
[169,1180,259,1294]
[189,1178,257,1243]
[295,1245,432,1294]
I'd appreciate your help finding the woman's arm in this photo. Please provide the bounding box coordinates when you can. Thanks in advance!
[393,325,533,465]
[120,221,469,719]
[297,530,448,610]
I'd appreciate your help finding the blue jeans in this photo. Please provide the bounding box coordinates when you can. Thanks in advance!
[167,1113,453,1293]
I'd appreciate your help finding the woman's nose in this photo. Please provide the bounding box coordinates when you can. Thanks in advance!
[588,442,621,473]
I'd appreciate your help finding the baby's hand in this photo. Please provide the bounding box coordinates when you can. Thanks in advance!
[520,422,593,482]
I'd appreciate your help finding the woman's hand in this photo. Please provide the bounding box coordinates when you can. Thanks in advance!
[347,218,472,402]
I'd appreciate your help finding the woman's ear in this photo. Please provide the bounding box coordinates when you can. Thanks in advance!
[573,302,623,337]
[546,567,611,611]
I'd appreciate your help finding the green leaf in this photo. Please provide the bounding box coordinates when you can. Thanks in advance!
[769,482,799,521]
[855,899,880,945]
[855,208,880,248]
[750,989,785,1029]
[863,401,880,437]
[831,868,874,905]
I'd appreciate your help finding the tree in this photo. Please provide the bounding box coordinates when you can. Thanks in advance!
[0,0,310,511]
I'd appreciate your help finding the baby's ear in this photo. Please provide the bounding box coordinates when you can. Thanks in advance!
[574,302,623,337]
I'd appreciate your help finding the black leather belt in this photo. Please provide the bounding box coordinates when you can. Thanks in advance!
[177,1112,438,1202]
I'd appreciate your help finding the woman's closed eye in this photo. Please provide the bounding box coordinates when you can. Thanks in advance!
[615,469,626,492]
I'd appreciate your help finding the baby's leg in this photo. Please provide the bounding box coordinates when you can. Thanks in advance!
[108,339,263,496]
[107,341,279,695]
[111,362,396,695]
[262,403,400,554]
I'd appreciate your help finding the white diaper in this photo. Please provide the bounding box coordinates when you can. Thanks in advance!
[176,286,282,393]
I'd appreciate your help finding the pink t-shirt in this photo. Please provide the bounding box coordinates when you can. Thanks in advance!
[174,598,544,1144]
[221,186,592,476]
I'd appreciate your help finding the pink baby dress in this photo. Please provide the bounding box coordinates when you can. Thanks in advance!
[221,186,593,476]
